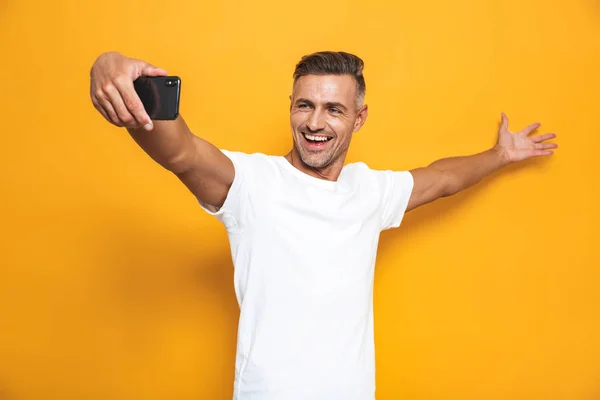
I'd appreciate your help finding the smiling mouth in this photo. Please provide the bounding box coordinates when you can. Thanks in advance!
[302,133,334,143]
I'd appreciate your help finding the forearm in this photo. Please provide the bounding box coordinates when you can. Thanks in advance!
[127,115,195,172]
[429,145,510,195]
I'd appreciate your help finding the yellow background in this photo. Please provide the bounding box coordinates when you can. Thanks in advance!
[1,0,598,398]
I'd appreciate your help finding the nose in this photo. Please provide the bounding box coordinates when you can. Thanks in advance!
[306,109,326,132]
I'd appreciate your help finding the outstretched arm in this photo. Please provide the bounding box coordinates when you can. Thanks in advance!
[90,52,234,210]
[405,113,558,213]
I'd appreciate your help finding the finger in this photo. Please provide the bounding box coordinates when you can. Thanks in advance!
[531,133,557,143]
[141,63,168,77]
[98,96,124,127]
[114,78,153,130]
[534,143,558,150]
[521,122,541,136]
[532,150,554,157]
[92,100,112,124]
[104,84,139,128]
[500,112,509,132]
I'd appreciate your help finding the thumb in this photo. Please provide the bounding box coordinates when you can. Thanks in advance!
[140,62,168,77]
[500,112,509,132]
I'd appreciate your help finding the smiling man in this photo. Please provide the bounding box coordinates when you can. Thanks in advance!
[90,51,558,400]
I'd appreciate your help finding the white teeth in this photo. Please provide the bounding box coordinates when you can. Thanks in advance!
[304,134,330,142]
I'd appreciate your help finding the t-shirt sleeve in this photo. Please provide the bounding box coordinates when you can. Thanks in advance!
[197,150,252,232]
[379,169,415,231]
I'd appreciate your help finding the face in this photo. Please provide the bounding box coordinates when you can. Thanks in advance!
[289,75,368,172]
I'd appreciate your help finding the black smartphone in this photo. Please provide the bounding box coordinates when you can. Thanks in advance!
[133,76,181,120]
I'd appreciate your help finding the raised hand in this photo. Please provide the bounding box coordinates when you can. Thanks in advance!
[494,113,558,163]
[90,52,168,131]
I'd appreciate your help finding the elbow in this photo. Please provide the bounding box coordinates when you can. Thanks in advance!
[441,170,461,197]
[164,151,194,174]
[164,139,198,174]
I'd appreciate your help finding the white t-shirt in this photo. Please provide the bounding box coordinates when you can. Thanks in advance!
[200,151,414,400]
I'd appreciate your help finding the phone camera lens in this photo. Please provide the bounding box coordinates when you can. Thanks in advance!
[165,80,175,87]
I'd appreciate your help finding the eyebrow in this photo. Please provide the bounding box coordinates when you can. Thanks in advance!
[295,98,348,112]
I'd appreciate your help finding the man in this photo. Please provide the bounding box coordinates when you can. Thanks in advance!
[90,51,558,399]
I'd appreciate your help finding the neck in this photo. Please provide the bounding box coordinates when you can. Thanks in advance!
[284,147,346,181]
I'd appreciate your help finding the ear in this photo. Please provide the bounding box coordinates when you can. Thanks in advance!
[353,104,369,133]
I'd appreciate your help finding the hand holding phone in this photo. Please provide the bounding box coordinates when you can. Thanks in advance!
[90,52,179,130]
[134,76,181,121]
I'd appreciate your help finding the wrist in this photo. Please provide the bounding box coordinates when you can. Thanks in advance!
[492,145,512,167]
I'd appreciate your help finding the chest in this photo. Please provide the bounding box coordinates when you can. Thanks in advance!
[245,180,383,277]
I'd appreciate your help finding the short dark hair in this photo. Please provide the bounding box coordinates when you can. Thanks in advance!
[292,51,366,108]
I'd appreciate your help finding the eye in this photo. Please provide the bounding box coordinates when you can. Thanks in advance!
[329,108,341,114]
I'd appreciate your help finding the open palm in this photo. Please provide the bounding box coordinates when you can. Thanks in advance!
[496,113,558,163]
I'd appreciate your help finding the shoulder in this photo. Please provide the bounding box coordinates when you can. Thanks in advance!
[342,161,393,182]
[221,150,271,163]
[343,161,414,192]
[220,150,284,181]
[221,150,278,168]
[342,161,374,179]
